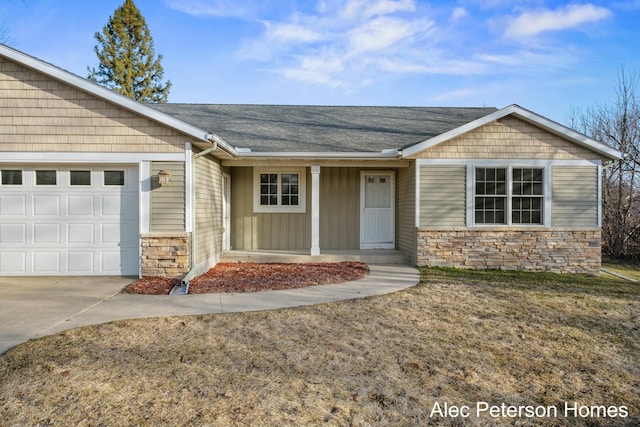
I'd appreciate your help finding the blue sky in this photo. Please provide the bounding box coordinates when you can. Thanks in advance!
[2,0,639,124]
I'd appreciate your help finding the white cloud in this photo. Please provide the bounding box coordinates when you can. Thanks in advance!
[264,21,324,43]
[237,0,438,88]
[504,4,612,38]
[347,16,423,54]
[450,7,468,22]
[165,0,259,19]
[339,0,415,20]
[223,0,611,90]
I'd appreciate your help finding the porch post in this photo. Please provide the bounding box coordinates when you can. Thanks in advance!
[311,165,321,256]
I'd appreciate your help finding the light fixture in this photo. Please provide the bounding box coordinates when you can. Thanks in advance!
[158,169,171,185]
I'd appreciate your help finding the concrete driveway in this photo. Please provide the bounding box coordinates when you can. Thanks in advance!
[0,276,133,355]
[0,265,420,356]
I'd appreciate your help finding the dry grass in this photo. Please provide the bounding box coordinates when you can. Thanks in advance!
[1,268,638,426]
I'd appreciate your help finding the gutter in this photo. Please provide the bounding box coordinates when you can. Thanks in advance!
[233,149,402,160]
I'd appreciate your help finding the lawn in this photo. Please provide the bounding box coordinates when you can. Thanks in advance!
[1,268,638,426]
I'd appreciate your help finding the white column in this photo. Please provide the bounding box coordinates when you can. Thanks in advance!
[139,161,151,233]
[311,165,321,256]
[185,142,194,233]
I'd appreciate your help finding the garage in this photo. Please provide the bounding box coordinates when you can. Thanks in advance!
[0,165,139,275]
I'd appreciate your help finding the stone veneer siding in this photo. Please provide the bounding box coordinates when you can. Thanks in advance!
[417,228,601,275]
[141,232,190,278]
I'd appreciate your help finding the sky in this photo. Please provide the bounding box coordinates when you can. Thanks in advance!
[2,0,639,124]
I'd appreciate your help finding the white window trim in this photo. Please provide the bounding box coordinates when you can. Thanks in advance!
[470,165,551,227]
[253,167,306,213]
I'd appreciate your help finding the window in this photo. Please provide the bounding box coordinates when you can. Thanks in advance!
[1,170,22,185]
[475,168,506,224]
[474,167,544,225]
[104,170,125,186]
[512,168,543,224]
[35,170,57,186]
[254,168,306,213]
[70,171,91,186]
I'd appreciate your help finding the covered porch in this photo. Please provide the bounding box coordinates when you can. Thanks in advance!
[226,162,417,264]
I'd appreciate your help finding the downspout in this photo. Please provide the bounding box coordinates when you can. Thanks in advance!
[171,137,219,294]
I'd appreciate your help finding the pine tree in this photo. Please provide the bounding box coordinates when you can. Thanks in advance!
[88,0,171,103]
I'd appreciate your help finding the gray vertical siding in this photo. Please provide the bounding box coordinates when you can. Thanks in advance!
[320,167,360,250]
[419,165,466,227]
[151,161,185,231]
[397,163,417,264]
[193,155,225,270]
[552,166,598,227]
[231,166,404,251]
[231,167,311,250]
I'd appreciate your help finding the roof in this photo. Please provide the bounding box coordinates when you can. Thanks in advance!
[149,104,498,153]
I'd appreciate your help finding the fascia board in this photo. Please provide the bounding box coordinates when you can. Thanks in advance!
[236,151,401,159]
[0,44,215,146]
[403,104,624,160]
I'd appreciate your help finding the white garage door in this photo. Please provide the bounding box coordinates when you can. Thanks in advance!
[0,165,139,275]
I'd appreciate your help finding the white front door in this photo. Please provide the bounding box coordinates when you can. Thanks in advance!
[360,172,395,249]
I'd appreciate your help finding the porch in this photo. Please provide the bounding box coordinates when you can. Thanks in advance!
[220,249,411,265]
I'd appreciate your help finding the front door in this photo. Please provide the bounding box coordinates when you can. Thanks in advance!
[360,172,395,249]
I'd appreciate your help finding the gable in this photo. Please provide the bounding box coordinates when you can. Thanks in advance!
[412,117,607,161]
[0,57,190,154]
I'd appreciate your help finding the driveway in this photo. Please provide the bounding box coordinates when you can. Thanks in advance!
[0,265,420,355]
[0,276,133,355]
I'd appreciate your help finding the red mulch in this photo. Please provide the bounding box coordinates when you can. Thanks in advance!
[123,262,369,295]
[123,277,180,295]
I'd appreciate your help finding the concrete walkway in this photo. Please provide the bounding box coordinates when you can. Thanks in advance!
[0,264,419,355]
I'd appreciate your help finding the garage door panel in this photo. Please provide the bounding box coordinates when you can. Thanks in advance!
[1,195,26,215]
[0,224,26,244]
[68,195,95,216]
[101,251,124,273]
[34,195,60,216]
[0,165,139,275]
[101,194,123,216]
[33,251,61,273]
[68,223,95,244]
[101,223,123,245]
[68,252,95,273]
[34,223,61,244]
[0,252,26,273]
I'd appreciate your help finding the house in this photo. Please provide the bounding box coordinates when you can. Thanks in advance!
[0,44,623,278]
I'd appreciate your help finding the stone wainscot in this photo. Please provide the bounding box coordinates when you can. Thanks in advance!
[417,228,601,275]
[141,232,191,278]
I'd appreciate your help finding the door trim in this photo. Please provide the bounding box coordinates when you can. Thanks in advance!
[222,173,231,251]
[360,171,395,249]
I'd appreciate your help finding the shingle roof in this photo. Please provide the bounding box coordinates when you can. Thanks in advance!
[149,104,497,153]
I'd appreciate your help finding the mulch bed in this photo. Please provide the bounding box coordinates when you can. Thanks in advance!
[123,262,369,295]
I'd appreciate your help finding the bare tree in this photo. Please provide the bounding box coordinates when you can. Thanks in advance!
[569,69,640,259]
[0,19,14,45]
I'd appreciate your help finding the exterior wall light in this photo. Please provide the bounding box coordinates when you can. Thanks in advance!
[158,169,171,185]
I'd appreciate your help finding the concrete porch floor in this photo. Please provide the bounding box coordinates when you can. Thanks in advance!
[220,249,411,264]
